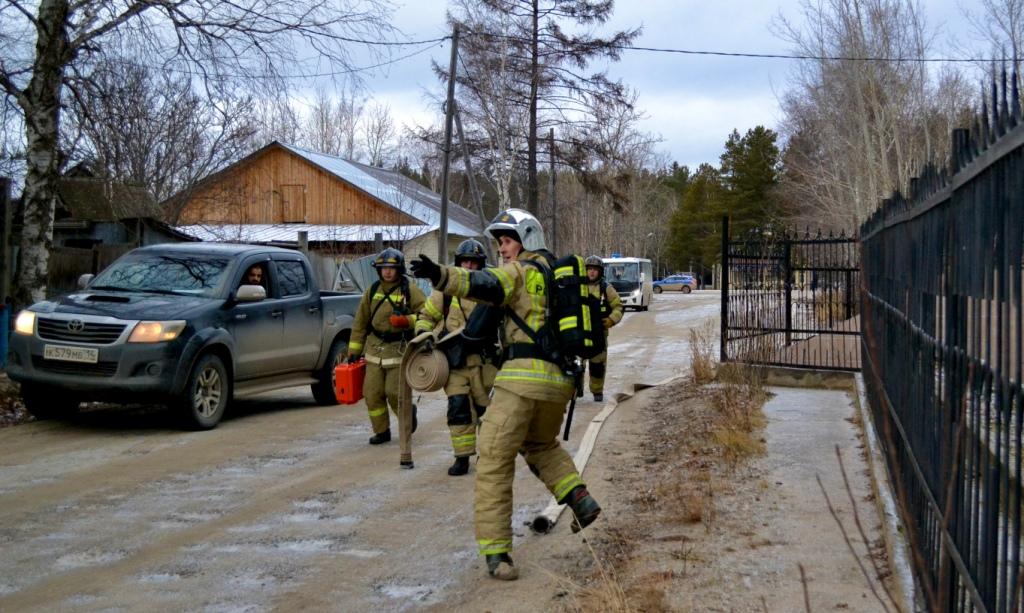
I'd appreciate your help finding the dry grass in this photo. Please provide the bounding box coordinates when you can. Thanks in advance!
[813,291,852,327]
[689,322,718,385]
[558,537,641,613]
[0,375,30,428]
[564,361,772,612]
[652,472,716,526]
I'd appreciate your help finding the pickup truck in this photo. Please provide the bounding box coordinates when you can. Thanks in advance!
[6,243,361,429]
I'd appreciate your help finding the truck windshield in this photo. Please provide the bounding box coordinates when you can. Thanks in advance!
[91,254,230,297]
[605,262,640,293]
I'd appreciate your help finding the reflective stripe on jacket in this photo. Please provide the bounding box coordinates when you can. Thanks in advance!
[435,251,573,403]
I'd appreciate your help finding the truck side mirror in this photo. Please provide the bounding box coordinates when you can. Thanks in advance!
[78,274,94,289]
[235,285,266,302]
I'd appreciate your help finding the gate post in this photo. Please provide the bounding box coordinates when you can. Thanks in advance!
[720,216,729,362]
[784,238,792,346]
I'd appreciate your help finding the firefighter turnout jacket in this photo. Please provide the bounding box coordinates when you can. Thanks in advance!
[591,280,623,327]
[348,278,426,367]
[435,251,575,403]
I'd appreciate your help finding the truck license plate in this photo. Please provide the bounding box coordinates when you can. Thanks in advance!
[43,344,99,364]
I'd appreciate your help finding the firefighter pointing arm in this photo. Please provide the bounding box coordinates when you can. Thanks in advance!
[347,248,425,447]
[584,255,623,402]
[410,209,601,582]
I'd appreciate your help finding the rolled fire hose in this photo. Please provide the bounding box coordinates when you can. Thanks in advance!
[402,331,449,393]
[404,348,449,392]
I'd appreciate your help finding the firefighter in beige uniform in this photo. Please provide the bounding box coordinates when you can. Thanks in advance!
[346,248,426,445]
[584,255,623,402]
[410,209,601,581]
[415,239,499,476]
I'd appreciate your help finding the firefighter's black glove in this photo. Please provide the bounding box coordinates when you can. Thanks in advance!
[410,255,442,285]
[345,353,361,364]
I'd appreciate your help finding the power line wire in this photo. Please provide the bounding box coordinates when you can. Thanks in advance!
[104,38,446,80]
[462,30,1008,63]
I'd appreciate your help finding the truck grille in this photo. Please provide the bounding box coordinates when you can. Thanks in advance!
[37,318,126,344]
[32,356,118,377]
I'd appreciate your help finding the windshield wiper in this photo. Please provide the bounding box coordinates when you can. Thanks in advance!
[137,287,190,295]
[90,285,189,295]
[90,284,137,292]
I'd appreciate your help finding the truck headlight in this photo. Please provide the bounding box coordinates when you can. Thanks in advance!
[128,320,186,343]
[14,311,35,335]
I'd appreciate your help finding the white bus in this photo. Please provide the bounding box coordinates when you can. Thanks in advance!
[602,257,653,311]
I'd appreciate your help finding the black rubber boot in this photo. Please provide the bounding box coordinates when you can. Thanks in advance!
[593,393,603,402]
[400,459,414,469]
[411,404,418,433]
[565,485,601,533]
[485,553,518,581]
[368,428,391,445]
[448,456,470,476]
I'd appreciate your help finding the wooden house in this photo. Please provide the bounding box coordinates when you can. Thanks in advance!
[169,141,483,262]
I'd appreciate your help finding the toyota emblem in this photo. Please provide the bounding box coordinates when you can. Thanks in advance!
[67,319,85,332]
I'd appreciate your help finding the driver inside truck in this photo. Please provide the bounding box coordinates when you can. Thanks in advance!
[241,264,266,290]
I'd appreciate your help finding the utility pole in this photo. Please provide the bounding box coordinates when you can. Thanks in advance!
[437,26,460,265]
[548,128,557,255]
[1,178,11,369]
[0,177,11,306]
[453,101,497,265]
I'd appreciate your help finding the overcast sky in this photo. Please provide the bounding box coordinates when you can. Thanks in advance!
[341,1,980,170]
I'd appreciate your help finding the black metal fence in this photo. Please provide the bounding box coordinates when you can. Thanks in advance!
[720,217,861,370]
[860,74,1024,612]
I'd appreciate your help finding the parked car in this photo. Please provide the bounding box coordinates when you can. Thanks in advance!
[653,274,698,294]
[7,243,361,429]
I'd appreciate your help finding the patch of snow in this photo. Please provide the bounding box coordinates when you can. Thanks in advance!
[379,584,434,601]
[55,549,128,569]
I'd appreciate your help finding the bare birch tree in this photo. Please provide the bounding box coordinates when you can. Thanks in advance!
[303,83,364,158]
[362,102,396,167]
[64,59,258,204]
[774,0,971,227]
[0,0,393,306]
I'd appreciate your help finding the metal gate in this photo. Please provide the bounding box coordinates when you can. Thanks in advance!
[720,216,861,370]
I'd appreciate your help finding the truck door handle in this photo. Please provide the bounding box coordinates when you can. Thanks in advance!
[271,310,283,318]
[308,306,320,314]
[234,313,247,321]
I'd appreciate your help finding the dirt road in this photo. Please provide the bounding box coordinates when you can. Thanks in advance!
[0,291,719,612]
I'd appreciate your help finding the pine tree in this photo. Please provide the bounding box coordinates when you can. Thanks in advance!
[444,0,639,215]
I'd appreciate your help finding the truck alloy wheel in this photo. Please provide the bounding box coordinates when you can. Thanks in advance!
[180,354,229,430]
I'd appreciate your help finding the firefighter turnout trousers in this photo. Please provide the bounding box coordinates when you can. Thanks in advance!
[430,252,587,556]
[475,387,585,555]
[445,359,498,457]
[587,346,607,394]
[363,359,402,434]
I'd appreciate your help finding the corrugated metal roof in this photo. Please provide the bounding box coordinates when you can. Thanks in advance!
[171,223,478,244]
[279,143,483,237]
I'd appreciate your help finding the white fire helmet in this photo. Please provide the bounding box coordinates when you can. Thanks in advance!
[485,208,547,253]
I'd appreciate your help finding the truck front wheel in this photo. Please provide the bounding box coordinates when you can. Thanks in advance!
[21,384,80,420]
[311,337,347,406]
[178,354,229,430]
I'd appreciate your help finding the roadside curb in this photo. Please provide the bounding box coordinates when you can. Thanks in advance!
[853,372,917,613]
[530,374,681,532]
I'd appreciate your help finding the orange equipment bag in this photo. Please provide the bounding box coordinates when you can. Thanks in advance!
[334,359,366,404]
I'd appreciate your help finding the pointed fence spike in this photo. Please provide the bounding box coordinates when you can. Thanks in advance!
[1013,69,1021,123]
[1000,61,1009,134]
